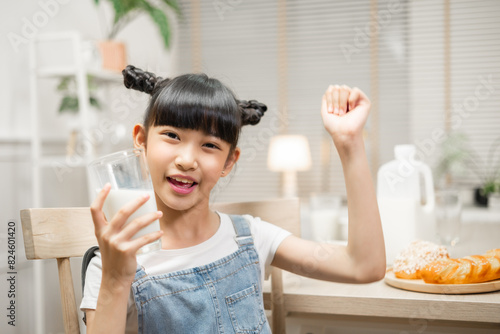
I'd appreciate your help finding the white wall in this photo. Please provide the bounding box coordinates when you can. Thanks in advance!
[0,1,177,333]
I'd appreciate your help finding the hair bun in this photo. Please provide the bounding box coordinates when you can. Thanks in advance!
[122,65,164,95]
[238,100,267,126]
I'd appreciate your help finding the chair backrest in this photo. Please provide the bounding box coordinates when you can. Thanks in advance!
[20,198,300,334]
[21,207,97,334]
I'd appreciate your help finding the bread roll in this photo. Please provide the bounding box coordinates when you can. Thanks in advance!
[393,240,449,279]
[486,248,500,258]
[421,249,500,284]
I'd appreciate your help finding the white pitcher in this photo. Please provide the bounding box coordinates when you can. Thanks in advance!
[377,145,435,265]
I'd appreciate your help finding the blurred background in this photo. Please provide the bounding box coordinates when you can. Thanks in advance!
[1,0,499,333]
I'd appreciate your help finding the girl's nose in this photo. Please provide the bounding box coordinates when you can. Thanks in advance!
[174,146,198,171]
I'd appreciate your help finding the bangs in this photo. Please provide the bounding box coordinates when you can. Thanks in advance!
[148,74,241,146]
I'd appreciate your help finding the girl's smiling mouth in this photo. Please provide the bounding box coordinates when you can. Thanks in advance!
[167,175,198,194]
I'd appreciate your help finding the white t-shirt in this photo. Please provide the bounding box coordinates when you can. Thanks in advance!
[80,212,291,333]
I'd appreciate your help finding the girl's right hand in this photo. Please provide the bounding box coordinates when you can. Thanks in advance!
[90,184,163,285]
[321,85,371,148]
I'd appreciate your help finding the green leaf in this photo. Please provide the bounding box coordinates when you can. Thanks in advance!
[89,96,101,110]
[160,0,181,16]
[141,1,171,48]
[98,0,180,47]
[483,181,496,195]
[59,96,79,113]
[56,77,72,92]
[87,75,99,91]
[110,0,127,22]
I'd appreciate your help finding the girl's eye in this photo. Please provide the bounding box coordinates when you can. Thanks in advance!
[164,132,179,140]
[203,143,220,150]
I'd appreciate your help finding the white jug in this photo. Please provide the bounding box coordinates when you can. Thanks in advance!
[377,145,435,264]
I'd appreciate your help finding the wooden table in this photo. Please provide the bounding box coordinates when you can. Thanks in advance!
[263,218,500,331]
[263,274,500,333]
[264,273,500,321]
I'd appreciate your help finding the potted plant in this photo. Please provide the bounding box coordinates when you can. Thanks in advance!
[57,75,101,114]
[485,182,500,210]
[93,0,181,71]
[468,137,500,207]
[434,133,500,207]
[433,132,472,188]
[56,75,103,155]
[473,136,500,207]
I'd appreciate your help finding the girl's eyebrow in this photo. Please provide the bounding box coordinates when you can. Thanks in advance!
[155,125,173,130]
[204,134,223,142]
[155,125,224,143]
[203,133,228,146]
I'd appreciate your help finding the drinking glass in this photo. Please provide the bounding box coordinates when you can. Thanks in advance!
[435,190,462,246]
[87,148,162,255]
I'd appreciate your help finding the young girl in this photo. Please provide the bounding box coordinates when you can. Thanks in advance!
[81,65,386,333]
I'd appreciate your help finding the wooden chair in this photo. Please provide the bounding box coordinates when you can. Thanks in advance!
[20,198,300,334]
[21,208,98,334]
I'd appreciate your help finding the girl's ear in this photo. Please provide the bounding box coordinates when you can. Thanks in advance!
[133,124,147,150]
[222,147,240,177]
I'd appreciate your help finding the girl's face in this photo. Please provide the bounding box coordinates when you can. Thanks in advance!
[134,124,239,212]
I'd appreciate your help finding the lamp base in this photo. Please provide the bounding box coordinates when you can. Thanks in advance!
[282,170,298,198]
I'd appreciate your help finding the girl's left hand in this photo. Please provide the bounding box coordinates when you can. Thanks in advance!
[321,85,371,146]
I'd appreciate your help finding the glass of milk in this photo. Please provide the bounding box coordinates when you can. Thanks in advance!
[87,148,161,255]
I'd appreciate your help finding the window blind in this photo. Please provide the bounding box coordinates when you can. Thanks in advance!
[174,0,499,203]
[409,0,500,189]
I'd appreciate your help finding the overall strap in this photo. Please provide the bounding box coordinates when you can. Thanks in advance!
[229,214,254,247]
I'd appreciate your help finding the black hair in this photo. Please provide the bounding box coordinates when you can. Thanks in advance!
[122,65,267,150]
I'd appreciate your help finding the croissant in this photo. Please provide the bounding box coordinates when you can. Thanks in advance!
[420,249,500,284]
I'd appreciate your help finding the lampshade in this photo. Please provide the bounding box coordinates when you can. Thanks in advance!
[267,135,312,172]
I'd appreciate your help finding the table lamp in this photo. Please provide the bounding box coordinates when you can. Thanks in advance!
[268,135,312,197]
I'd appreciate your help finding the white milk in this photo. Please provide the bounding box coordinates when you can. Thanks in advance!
[102,188,160,239]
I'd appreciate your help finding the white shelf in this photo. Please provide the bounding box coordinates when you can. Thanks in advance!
[0,153,91,167]
[37,66,122,83]
[88,68,123,83]
[0,152,90,166]
[0,135,74,144]
[0,154,30,163]
[28,31,120,334]
[30,32,118,177]
[0,135,30,143]
[39,155,92,168]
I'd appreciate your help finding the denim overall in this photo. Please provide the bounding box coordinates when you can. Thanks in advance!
[131,215,271,334]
